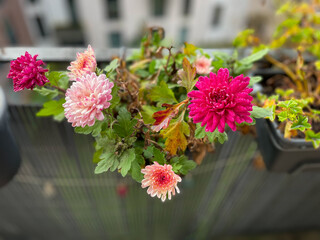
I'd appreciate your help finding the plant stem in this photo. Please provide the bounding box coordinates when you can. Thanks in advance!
[264,54,304,92]
[51,85,66,94]
[164,46,173,75]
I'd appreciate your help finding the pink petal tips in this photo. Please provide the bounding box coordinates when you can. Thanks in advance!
[7,52,49,92]
[141,162,182,202]
[63,73,114,127]
[188,68,253,133]
[194,56,213,75]
[67,45,97,81]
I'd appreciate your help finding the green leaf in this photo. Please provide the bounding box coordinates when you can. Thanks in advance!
[143,145,155,159]
[113,107,138,138]
[305,130,320,149]
[109,83,120,110]
[36,98,65,121]
[149,60,156,74]
[250,106,273,119]
[239,48,269,65]
[118,148,136,177]
[194,123,228,144]
[95,152,117,174]
[75,121,103,137]
[104,59,119,74]
[141,105,158,124]
[248,76,262,86]
[33,87,59,99]
[170,155,196,175]
[152,147,166,165]
[148,81,178,105]
[46,71,69,89]
[130,161,144,182]
[93,148,103,163]
[291,115,312,131]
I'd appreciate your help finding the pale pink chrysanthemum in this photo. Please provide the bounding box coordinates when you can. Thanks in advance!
[7,51,49,92]
[194,56,213,75]
[141,162,182,202]
[67,45,97,81]
[188,68,253,133]
[63,73,114,127]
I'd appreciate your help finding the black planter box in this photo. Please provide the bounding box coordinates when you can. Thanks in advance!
[256,118,320,173]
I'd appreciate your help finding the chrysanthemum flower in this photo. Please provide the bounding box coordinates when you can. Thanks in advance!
[194,56,213,75]
[67,45,97,81]
[7,52,49,92]
[188,68,253,133]
[63,73,114,127]
[141,162,182,202]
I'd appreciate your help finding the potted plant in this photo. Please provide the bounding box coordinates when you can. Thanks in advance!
[233,1,320,172]
[6,27,271,201]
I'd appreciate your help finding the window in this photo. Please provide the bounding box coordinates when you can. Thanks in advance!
[152,0,166,17]
[68,0,78,24]
[183,0,191,16]
[4,19,17,44]
[109,32,122,47]
[106,0,119,19]
[180,27,188,43]
[212,5,222,27]
[29,0,37,3]
[35,16,46,37]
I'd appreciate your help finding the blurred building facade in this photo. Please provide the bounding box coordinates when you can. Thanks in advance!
[0,0,276,48]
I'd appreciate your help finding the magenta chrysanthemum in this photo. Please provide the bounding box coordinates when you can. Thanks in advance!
[141,162,182,202]
[63,73,114,127]
[7,51,49,92]
[188,68,253,133]
[67,45,97,81]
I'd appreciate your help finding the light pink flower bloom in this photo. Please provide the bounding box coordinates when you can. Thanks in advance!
[141,162,182,202]
[67,45,97,81]
[188,68,253,133]
[194,56,213,75]
[63,73,114,127]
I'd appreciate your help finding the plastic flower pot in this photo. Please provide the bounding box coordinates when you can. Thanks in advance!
[256,118,320,173]
[0,87,21,187]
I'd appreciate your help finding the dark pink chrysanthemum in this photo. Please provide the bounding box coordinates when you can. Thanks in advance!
[63,73,114,127]
[7,51,49,92]
[188,68,253,133]
[141,162,182,202]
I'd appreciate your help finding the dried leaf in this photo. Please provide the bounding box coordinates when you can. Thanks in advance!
[151,99,188,132]
[161,120,190,155]
[178,58,197,92]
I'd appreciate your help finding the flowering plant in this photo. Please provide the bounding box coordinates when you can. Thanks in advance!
[7,28,271,201]
[234,0,320,148]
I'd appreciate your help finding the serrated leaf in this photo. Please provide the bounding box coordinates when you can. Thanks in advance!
[291,115,312,131]
[75,121,103,137]
[250,106,273,119]
[148,81,178,105]
[178,58,197,92]
[305,130,320,148]
[152,147,166,165]
[109,83,120,110]
[143,145,155,159]
[113,108,137,138]
[33,87,59,99]
[239,48,269,65]
[130,161,144,182]
[104,59,119,74]
[95,152,117,174]
[161,120,190,155]
[93,148,103,163]
[141,105,158,124]
[170,155,196,175]
[118,148,136,177]
[36,98,65,121]
[46,71,69,89]
[248,76,262,86]
[194,123,228,144]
